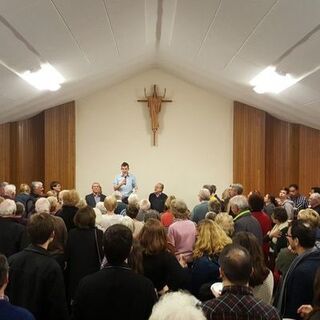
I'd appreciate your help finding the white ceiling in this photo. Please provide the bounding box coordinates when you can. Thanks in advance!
[1,0,320,128]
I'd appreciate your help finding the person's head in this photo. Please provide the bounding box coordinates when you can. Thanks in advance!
[272,207,288,224]
[31,181,44,196]
[279,187,289,200]
[287,220,316,253]
[96,201,107,214]
[139,199,151,211]
[144,210,160,222]
[91,182,102,195]
[309,193,320,208]
[218,244,252,286]
[0,254,9,291]
[154,183,164,194]
[222,187,231,200]
[61,189,80,206]
[50,181,61,192]
[198,188,210,202]
[27,212,54,246]
[205,211,217,221]
[208,198,221,214]
[138,218,168,255]
[103,224,132,265]
[193,219,232,259]
[311,187,320,195]
[164,195,176,211]
[4,184,16,198]
[229,195,249,216]
[126,202,140,219]
[171,199,190,220]
[149,291,206,320]
[112,190,122,201]
[215,212,235,236]
[288,184,299,198]
[128,193,139,205]
[264,193,277,206]
[297,209,320,229]
[0,199,16,216]
[74,206,96,228]
[232,232,269,287]
[16,202,25,216]
[248,192,264,212]
[19,183,30,194]
[0,182,8,196]
[104,196,117,212]
[229,183,244,197]
[47,196,58,213]
[120,162,129,176]
[203,184,216,195]
[35,198,50,213]
[119,216,135,233]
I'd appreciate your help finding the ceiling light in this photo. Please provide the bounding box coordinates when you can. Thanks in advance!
[250,66,297,94]
[19,63,65,91]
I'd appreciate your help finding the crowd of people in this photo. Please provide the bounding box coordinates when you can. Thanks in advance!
[0,162,320,320]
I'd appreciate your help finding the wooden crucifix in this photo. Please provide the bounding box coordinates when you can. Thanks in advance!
[137,84,172,146]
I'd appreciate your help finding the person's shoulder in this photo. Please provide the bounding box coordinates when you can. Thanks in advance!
[8,303,35,320]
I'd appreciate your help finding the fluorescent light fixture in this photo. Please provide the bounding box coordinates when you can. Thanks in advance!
[19,63,65,91]
[250,66,297,94]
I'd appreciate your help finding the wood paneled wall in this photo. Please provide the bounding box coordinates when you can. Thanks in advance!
[234,101,320,196]
[0,102,75,191]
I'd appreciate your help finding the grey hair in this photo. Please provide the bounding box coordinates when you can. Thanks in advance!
[139,199,150,211]
[31,181,43,190]
[112,191,122,200]
[230,183,244,195]
[35,198,50,213]
[0,199,17,216]
[310,193,320,201]
[4,184,16,197]
[198,188,210,201]
[96,201,107,214]
[229,195,249,212]
[128,193,139,205]
[118,216,135,233]
[149,291,206,320]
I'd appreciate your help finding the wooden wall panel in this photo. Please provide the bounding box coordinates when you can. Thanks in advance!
[44,101,75,190]
[298,125,320,195]
[10,113,44,187]
[233,102,266,194]
[0,123,11,182]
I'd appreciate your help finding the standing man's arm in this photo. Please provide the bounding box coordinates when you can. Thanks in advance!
[113,176,125,191]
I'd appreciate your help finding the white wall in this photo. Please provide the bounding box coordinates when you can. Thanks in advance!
[76,68,233,209]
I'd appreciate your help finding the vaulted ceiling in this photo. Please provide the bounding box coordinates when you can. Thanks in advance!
[1,0,320,128]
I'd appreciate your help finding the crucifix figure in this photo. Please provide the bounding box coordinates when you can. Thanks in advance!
[137,84,172,146]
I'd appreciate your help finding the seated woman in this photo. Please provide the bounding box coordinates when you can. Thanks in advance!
[138,218,190,293]
[233,231,274,304]
[167,199,196,263]
[98,196,123,232]
[191,219,231,300]
[65,206,103,305]
[160,195,176,228]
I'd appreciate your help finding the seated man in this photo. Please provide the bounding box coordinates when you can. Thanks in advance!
[202,244,280,320]
[0,254,35,320]
[149,183,167,213]
[85,182,106,208]
[72,224,157,320]
[7,213,69,320]
[275,220,320,320]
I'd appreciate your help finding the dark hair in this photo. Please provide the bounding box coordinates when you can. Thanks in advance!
[265,194,277,207]
[290,220,316,249]
[138,219,168,255]
[280,187,289,194]
[27,212,54,245]
[50,181,60,190]
[144,210,160,222]
[203,184,216,195]
[218,244,252,285]
[74,206,96,228]
[208,199,221,214]
[103,224,132,265]
[311,187,320,194]
[0,254,9,287]
[289,184,299,190]
[232,232,269,287]
[126,203,139,219]
[127,239,143,274]
[121,162,129,168]
[248,193,264,211]
[273,207,288,223]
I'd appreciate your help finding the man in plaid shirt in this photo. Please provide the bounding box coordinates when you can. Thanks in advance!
[202,244,280,320]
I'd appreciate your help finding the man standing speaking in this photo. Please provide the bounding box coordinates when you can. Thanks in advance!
[113,162,137,204]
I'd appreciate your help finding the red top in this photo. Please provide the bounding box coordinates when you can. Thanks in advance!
[161,210,174,227]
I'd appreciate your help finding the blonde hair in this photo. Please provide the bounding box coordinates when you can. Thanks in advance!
[171,199,190,219]
[215,212,235,236]
[164,195,176,211]
[298,208,320,228]
[104,196,117,212]
[47,196,58,212]
[62,189,80,206]
[19,183,30,194]
[193,219,231,259]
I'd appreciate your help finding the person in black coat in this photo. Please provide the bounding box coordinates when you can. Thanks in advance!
[6,212,69,320]
[0,199,29,257]
[85,182,106,208]
[148,183,167,213]
[72,224,157,320]
[65,206,103,304]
